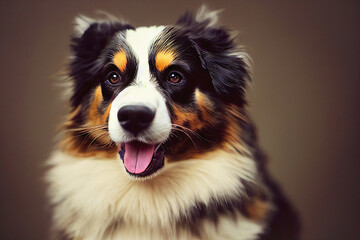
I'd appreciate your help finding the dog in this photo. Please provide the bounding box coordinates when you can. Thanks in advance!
[46,7,300,240]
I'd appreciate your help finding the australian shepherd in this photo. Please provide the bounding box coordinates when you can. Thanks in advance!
[46,7,300,240]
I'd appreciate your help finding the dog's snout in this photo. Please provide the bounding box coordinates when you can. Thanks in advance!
[117,105,155,136]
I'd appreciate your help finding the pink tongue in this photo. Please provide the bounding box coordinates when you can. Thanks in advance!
[124,142,155,174]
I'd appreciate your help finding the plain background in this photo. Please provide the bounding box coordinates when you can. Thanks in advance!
[0,0,359,239]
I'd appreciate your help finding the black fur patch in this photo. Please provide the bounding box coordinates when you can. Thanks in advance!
[70,21,134,108]
[176,10,251,106]
[238,111,301,239]
[178,179,259,236]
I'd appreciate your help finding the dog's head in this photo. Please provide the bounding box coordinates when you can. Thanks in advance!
[62,7,251,179]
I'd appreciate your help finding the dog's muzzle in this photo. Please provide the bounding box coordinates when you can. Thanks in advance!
[116,104,165,177]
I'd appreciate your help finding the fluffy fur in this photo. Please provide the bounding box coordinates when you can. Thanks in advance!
[46,7,300,240]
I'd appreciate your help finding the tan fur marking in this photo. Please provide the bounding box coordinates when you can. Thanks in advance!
[246,198,271,221]
[113,50,127,72]
[59,86,116,159]
[172,90,217,131]
[172,104,204,130]
[155,50,175,72]
[88,86,103,125]
[223,104,248,153]
[88,86,111,126]
[227,104,248,122]
[60,134,117,159]
[195,89,215,124]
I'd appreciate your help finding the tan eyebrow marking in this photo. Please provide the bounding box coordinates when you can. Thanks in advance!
[156,50,175,72]
[113,50,127,72]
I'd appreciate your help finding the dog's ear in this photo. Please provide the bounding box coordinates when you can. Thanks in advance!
[176,5,221,28]
[69,15,134,107]
[177,6,251,105]
[71,15,133,63]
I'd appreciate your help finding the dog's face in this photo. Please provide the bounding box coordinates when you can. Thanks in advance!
[63,9,250,179]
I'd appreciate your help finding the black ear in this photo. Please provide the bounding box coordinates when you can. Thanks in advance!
[177,7,251,105]
[69,15,134,107]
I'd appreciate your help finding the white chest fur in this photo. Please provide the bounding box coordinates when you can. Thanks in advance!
[46,149,264,239]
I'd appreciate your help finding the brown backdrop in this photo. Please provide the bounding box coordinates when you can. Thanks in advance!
[0,1,359,239]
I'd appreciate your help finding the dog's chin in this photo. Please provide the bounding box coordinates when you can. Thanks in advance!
[118,141,165,179]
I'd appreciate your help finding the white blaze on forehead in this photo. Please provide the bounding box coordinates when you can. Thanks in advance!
[108,26,171,145]
[125,26,165,84]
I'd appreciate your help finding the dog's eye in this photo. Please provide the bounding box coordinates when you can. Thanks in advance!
[107,71,121,84]
[168,72,183,84]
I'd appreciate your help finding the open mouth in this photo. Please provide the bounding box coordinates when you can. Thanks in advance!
[118,141,165,177]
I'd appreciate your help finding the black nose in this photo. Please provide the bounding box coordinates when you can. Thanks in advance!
[117,105,155,136]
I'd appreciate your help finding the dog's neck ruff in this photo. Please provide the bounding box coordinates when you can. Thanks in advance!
[47,144,264,239]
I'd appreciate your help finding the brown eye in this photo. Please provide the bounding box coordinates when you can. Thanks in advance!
[168,72,183,83]
[108,72,120,84]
